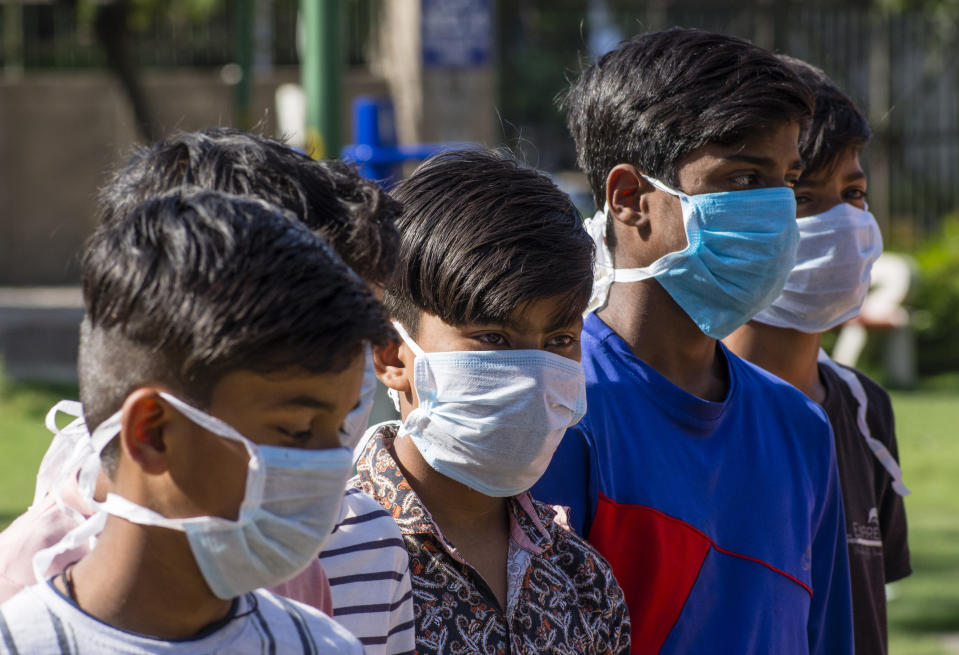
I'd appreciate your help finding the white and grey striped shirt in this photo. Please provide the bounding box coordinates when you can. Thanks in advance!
[0,581,361,654]
[321,488,415,655]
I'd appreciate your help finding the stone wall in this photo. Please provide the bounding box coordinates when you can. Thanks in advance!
[0,68,389,285]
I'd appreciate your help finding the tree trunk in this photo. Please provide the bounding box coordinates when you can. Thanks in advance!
[94,0,157,143]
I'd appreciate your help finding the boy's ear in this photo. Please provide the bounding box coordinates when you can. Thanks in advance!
[373,341,412,394]
[606,164,655,228]
[119,388,172,475]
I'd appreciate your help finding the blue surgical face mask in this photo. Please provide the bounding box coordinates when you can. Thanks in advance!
[586,175,799,339]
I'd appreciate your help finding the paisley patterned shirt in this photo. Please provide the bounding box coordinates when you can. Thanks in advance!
[350,423,631,655]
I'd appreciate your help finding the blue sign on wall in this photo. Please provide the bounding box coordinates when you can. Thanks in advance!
[421,0,492,69]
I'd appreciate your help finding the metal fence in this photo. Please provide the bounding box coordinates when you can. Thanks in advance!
[3,1,957,242]
[0,0,374,69]
[622,1,959,244]
[498,0,959,245]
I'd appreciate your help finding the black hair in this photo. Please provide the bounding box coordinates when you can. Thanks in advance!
[79,190,394,470]
[97,128,401,285]
[777,55,872,178]
[384,148,594,335]
[565,28,815,207]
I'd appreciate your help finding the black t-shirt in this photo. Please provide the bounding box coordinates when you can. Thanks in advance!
[819,362,911,655]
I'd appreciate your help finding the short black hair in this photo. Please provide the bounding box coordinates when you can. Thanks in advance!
[97,128,401,285]
[384,148,594,335]
[566,28,815,207]
[79,190,393,464]
[778,55,872,177]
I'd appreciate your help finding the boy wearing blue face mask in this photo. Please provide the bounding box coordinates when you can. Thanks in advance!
[351,148,631,655]
[532,29,854,654]
[0,191,394,653]
[725,57,911,655]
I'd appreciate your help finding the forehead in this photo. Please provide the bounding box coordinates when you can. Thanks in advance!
[209,358,366,415]
[678,121,803,172]
[797,148,865,188]
[418,293,583,338]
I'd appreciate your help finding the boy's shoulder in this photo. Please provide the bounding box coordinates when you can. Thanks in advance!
[0,493,88,603]
[0,582,362,655]
[525,495,622,588]
[515,495,630,648]
[250,589,363,653]
[818,359,895,426]
[319,485,409,604]
[727,345,832,426]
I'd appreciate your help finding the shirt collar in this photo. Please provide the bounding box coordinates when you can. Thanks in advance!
[355,422,554,556]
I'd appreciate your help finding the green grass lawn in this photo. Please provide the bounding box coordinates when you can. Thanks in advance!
[0,377,78,527]
[0,378,956,652]
[887,389,959,655]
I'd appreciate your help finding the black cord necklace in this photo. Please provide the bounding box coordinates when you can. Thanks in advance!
[61,562,79,605]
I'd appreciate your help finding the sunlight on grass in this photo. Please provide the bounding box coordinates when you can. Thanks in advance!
[887,390,959,655]
[0,376,77,527]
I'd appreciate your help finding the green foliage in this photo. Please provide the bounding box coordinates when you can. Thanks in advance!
[875,0,959,13]
[76,0,222,32]
[0,374,78,527]
[910,213,959,376]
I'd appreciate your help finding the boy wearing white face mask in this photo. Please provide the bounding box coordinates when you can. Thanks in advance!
[0,130,415,655]
[0,191,395,654]
[351,149,630,655]
[724,57,911,655]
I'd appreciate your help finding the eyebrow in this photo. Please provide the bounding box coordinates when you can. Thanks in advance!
[722,153,804,171]
[276,395,335,411]
[501,314,580,334]
[795,170,867,188]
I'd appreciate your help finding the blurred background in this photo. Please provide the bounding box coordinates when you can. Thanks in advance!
[0,1,957,652]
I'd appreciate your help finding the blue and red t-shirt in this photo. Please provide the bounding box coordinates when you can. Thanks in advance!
[533,313,853,654]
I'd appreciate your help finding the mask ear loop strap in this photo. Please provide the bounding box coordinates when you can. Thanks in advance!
[392,321,427,358]
[818,350,911,496]
[606,174,697,284]
[641,174,685,198]
[156,393,264,516]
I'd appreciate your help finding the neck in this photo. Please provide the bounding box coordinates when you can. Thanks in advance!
[723,321,824,403]
[391,433,508,532]
[60,515,233,640]
[598,280,728,401]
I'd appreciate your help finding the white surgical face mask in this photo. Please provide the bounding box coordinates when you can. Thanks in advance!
[32,402,120,581]
[393,322,587,497]
[753,202,883,333]
[340,345,377,449]
[35,393,352,600]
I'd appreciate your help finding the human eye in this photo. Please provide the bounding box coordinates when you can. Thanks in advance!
[546,333,578,349]
[276,426,314,443]
[794,192,812,206]
[729,172,760,188]
[843,188,867,201]
[476,332,509,347]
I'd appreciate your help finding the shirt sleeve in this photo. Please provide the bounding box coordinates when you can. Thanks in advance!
[863,378,912,583]
[532,423,597,537]
[384,559,415,655]
[267,558,334,615]
[807,419,856,655]
[605,566,631,655]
